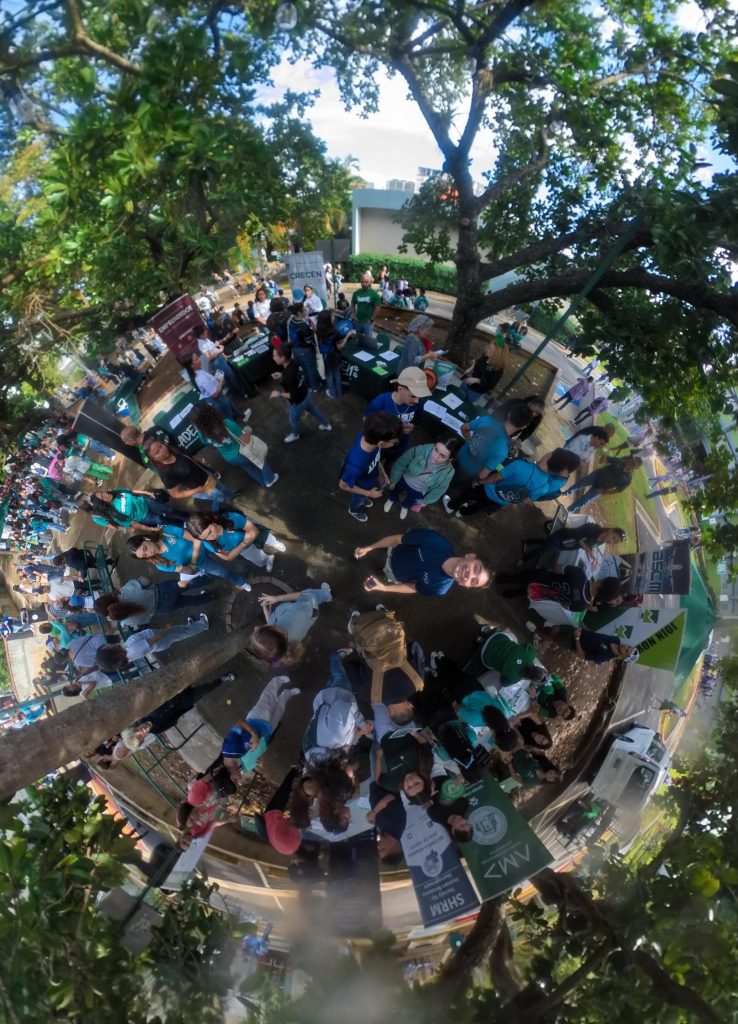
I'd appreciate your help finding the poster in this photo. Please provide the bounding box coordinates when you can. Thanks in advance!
[620,542,691,595]
[148,294,204,363]
[401,804,479,928]
[583,606,686,672]
[326,836,383,938]
[284,251,329,307]
[460,776,552,902]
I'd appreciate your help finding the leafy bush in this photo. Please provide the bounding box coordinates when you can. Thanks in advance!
[345,252,457,294]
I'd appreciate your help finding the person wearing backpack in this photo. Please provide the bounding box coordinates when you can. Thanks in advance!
[449,448,581,518]
[221,676,301,784]
[287,302,322,391]
[315,309,350,398]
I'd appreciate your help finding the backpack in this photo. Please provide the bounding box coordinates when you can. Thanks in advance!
[351,610,424,703]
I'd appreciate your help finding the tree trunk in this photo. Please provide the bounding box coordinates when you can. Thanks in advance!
[432,899,504,1004]
[445,216,483,366]
[0,628,249,799]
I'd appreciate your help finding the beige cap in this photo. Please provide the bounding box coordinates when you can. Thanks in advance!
[393,366,432,397]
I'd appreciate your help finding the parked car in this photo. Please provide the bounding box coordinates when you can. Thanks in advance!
[589,724,670,813]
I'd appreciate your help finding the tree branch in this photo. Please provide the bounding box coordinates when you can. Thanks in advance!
[395,54,455,160]
[62,0,142,75]
[475,125,550,210]
[433,899,505,1003]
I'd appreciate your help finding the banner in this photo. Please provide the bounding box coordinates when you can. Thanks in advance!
[401,804,480,928]
[325,836,383,938]
[460,776,552,902]
[148,295,204,363]
[584,606,686,672]
[619,542,691,595]
[284,251,329,307]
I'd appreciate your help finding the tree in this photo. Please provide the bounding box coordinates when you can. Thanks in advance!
[0,775,247,1023]
[0,1,355,411]
[279,0,737,417]
[0,627,248,800]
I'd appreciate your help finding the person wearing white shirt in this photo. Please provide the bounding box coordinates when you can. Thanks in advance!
[302,285,323,316]
[302,652,373,764]
[185,353,243,422]
[252,286,271,324]
[95,614,210,674]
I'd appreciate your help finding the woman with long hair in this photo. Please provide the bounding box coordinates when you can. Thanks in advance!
[314,309,349,399]
[126,528,252,591]
[78,488,187,531]
[384,436,461,520]
[251,583,332,664]
[252,285,271,325]
[186,510,285,574]
[142,437,235,511]
[458,338,508,405]
[94,576,213,628]
[190,401,277,489]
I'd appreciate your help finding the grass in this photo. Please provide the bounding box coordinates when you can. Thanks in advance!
[594,487,638,549]
[596,412,660,532]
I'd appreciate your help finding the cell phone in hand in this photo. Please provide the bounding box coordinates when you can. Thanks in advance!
[365,577,378,590]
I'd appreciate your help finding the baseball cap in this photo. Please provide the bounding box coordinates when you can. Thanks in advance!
[393,366,432,397]
[187,779,213,805]
[264,810,301,855]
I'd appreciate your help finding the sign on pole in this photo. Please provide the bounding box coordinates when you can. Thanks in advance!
[284,251,329,307]
[148,295,204,363]
[460,775,553,902]
[401,804,480,928]
[620,542,691,595]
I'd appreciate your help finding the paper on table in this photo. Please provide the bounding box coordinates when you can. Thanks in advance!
[424,400,447,420]
[442,392,463,410]
[442,411,465,434]
[353,350,375,363]
[379,349,399,361]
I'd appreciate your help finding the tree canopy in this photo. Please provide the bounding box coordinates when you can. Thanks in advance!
[0,0,354,411]
[279,0,737,422]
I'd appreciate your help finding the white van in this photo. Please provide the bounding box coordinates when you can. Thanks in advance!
[589,725,671,813]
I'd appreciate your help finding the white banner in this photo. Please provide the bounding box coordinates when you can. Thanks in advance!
[284,251,328,307]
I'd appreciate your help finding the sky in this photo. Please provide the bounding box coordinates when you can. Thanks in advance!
[256,0,736,190]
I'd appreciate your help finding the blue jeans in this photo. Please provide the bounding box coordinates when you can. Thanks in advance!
[86,439,116,457]
[192,479,235,511]
[324,360,342,398]
[568,488,601,512]
[327,651,353,690]
[293,346,322,391]
[349,492,372,512]
[388,480,425,509]
[198,551,249,587]
[226,452,276,487]
[353,320,377,351]
[288,393,329,435]
[206,392,242,422]
[458,382,487,406]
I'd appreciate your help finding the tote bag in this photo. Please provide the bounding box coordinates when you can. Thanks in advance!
[226,425,268,469]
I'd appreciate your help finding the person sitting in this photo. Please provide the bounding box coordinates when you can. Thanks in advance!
[518,524,626,568]
[496,566,624,612]
[221,676,301,784]
[571,628,639,665]
[458,339,508,405]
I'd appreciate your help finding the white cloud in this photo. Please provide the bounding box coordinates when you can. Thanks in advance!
[257,58,498,187]
[674,1,709,33]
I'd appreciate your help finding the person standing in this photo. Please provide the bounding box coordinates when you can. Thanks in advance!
[142,437,235,510]
[251,584,333,663]
[190,401,278,489]
[302,285,324,316]
[126,527,253,591]
[349,274,382,351]
[365,367,431,461]
[221,676,302,781]
[94,577,214,628]
[315,310,350,399]
[252,286,271,325]
[339,412,402,523]
[449,449,580,518]
[554,376,594,411]
[95,615,210,672]
[287,303,323,392]
[187,510,286,574]
[270,343,331,444]
[354,529,492,596]
[572,393,609,425]
[79,488,187,530]
[564,425,612,462]
[384,438,460,520]
[561,456,642,512]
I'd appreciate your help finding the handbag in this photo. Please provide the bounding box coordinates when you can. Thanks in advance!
[315,349,326,380]
[226,425,268,469]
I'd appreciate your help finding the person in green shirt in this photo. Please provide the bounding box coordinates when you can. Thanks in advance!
[78,489,187,530]
[508,749,561,788]
[533,674,576,721]
[190,402,278,489]
[349,273,382,351]
[480,627,547,686]
[375,730,433,799]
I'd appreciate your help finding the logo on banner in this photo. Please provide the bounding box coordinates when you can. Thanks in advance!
[468,805,508,845]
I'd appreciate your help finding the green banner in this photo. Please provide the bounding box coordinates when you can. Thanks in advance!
[636,611,687,670]
[460,775,552,902]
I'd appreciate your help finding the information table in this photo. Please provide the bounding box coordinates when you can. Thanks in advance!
[231,331,274,384]
[339,337,400,399]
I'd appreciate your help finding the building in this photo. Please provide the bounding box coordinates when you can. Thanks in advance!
[351,187,458,258]
[386,179,415,193]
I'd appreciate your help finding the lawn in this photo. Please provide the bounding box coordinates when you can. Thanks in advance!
[596,412,660,532]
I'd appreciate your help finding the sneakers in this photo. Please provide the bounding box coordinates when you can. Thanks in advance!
[284,433,300,443]
[320,582,332,599]
[399,507,408,520]
[265,473,279,488]
[220,673,236,683]
[199,613,209,627]
[319,423,332,431]
[442,494,454,515]
[241,409,252,423]
[239,581,252,592]
[269,538,287,552]
[383,499,394,513]
[363,500,374,509]
[347,610,360,635]
[349,509,368,522]
[265,554,275,573]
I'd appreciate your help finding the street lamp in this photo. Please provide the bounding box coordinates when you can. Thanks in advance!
[275,2,298,31]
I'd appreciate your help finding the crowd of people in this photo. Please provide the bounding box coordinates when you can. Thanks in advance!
[2,267,677,873]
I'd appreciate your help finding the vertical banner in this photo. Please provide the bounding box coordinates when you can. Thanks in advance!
[460,775,553,901]
[148,295,204,363]
[401,804,480,928]
[284,251,329,307]
[326,836,383,938]
[620,542,691,595]
[74,399,145,465]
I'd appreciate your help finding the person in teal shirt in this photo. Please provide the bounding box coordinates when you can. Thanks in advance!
[80,489,186,530]
[413,289,429,312]
[127,526,254,590]
[190,402,278,489]
[186,511,286,574]
[456,689,515,727]
[451,448,581,517]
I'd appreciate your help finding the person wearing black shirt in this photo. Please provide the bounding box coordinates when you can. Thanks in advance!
[496,565,623,612]
[518,524,626,565]
[572,628,637,665]
[270,343,331,444]
[458,340,507,404]
[142,437,234,510]
[494,394,545,444]
[562,456,642,513]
